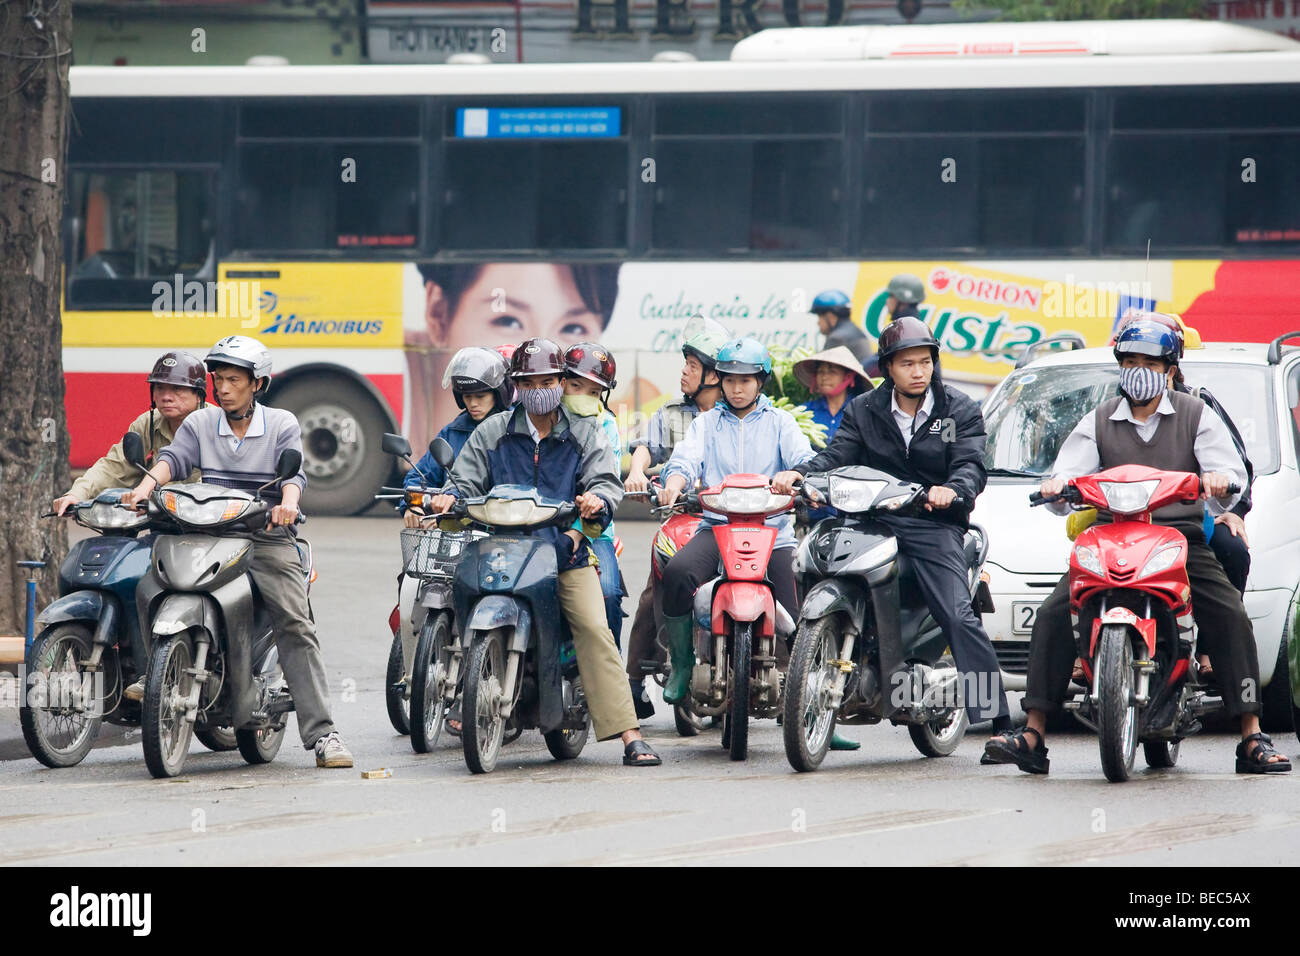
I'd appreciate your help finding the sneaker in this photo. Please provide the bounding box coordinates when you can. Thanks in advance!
[314,731,353,768]
[123,677,146,702]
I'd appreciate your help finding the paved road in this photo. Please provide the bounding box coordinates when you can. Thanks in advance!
[1,515,1297,866]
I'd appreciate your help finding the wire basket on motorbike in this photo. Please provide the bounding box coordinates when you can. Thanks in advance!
[399,526,487,579]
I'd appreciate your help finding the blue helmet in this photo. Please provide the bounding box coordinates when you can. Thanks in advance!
[811,289,852,319]
[1113,319,1180,368]
[715,338,772,384]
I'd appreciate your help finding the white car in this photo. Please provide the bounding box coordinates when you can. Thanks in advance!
[973,338,1300,732]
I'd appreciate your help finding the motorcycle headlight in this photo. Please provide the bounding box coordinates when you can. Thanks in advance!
[1074,545,1104,576]
[828,477,887,513]
[80,501,148,531]
[700,487,792,514]
[466,498,558,527]
[1139,545,1183,579]
[162,491,249,526]
[1097,479,1159,515]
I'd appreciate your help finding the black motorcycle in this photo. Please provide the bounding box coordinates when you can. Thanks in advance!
[784,466,995,771]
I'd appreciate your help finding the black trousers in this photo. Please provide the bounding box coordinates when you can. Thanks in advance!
[1024,522,1260,718]
[877,515,1010,723]
[624,565,664,681]
[1210,521,1251,596]
[662,528,798,666]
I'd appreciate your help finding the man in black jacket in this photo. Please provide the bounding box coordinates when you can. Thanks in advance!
[774,317,1011,731]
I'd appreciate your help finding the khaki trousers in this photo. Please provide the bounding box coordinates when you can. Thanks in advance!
[558,565,638,741]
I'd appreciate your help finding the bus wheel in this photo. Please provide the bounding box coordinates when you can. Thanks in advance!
[272,376,389,515]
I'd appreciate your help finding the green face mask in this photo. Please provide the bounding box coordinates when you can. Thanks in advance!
[562,393,602,418]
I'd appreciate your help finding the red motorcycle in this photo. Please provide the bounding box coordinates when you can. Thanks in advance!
[681,472,797,761]
[1031,464,1239,782]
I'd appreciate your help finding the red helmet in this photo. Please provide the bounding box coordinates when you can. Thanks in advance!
[563,342,617,391]
[495,343,518,363]
[509,338,566,380]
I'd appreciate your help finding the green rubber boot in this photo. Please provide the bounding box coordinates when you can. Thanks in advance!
[830,733,861,751]
[661,614,695,705]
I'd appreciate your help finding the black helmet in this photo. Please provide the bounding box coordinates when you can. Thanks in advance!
[509,338,566,380]
[442,346,511,411]
[148,350,207,404]
[877,316,939,366]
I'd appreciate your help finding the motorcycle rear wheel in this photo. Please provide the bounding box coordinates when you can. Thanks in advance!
[410,612,452,754]
[385,631,411,735]
[142,633,197,779]
[1096,624,1139,783]
[784,615,838,772]
[20,624,103,769]
[674,703,703,737]
[195,725,239,752]
[728,623,752,762]
[463,629,507,774]
[1143,739,1180,768]
[236,722,285,764]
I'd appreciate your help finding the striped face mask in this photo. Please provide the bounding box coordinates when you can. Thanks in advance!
[1118,365,1167,404]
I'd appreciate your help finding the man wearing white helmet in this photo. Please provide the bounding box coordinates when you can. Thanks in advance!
[123,335,353,769]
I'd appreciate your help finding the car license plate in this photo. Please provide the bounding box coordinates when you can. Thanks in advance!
[1011,602,1040,634]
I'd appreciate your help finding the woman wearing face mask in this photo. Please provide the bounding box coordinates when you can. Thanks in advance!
[562,343,627,650]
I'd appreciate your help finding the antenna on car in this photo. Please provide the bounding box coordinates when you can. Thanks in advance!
[1144,238,1151,307]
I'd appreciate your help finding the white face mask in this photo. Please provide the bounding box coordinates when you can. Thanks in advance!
[1119,365,1166,404]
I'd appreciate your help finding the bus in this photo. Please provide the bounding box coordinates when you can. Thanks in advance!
[65,19,1300,513]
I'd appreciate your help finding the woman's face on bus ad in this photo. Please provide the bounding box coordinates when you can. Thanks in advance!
[425,264,606,352]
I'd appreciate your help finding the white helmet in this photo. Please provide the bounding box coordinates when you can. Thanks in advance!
[205,335,273,391]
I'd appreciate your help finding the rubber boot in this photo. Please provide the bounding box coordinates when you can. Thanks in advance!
[661,614,695,705]
[830,733,860,751]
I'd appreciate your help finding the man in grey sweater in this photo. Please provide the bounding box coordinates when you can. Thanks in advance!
[123,336,352,769]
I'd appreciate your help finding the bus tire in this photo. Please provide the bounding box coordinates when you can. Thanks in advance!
[271,375,389,515]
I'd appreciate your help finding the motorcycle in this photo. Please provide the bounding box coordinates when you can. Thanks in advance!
[21,490,239,766]
[784,467,993,772]
[377,433,488,753]
[430,441,592,774]
[126,434,310,778]
[625,476,707,737]
[671,473,796,762]
[1030,464,1238,782]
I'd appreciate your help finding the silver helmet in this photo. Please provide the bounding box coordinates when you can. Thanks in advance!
[205,335,273,391]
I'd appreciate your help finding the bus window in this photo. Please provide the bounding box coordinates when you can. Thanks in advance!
[236,142,419,251]
[440,140,627,251]
[650,95,845,254]
[861,92,1086,254]
[1105,136,1226,250]
[67,169,216,310]
[1228,133,1300,247]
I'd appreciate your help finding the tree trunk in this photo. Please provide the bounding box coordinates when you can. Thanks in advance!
[0,6,73,636]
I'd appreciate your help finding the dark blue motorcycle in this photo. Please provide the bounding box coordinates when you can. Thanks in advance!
[432,442,591,774]
[21,489,237,768]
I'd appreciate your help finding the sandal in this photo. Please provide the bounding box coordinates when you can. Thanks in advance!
[982,726,1050,775]
[1235,732,1292,774]
[1197,655,1215,684]
[1071,658,1086,683]
[623,739,661,767]
[445,701,462,738]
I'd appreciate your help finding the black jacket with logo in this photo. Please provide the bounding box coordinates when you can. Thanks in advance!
[792,374,988,530]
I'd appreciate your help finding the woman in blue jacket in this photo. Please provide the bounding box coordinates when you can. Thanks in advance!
[656,338,814,705]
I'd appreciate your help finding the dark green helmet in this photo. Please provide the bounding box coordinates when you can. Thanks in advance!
[887,273,926,306]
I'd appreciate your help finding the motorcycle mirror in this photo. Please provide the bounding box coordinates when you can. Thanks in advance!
[122,432,146,470]
[381,432,412,458]
[275,449,303,480]
[430,437,455,471]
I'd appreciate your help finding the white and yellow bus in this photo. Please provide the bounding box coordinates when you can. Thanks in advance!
[66,19,1300,512]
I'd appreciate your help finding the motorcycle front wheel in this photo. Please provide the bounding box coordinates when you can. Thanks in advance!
[410,612,452,754]
[385,630,411,735]
[783,616,839,772]
[20,624,103,769]
[728,622,753,762]
[1096,624,1139,783]
[142,633,197,779]
[462,629,507,774]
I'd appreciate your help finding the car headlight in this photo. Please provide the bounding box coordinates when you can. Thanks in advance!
[1098,479,1159,515]
[700,487,792,514]
[1074,545,1104,576]
[466,498,558,527]
[80,501,148,531]
[162,491,249,525]
[828,477,887,513]
[877,493,913,511]
[1139,545,1183,579]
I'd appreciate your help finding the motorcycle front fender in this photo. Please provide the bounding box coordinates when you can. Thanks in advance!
[799,579,868,629]
[36,590,109,631]
[150,592,220,639]
[467,595,532,655]
[711,581,775,638]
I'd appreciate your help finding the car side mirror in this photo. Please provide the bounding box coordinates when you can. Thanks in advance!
[431,437,455,470]
[275,449,302,480]
[122,432,146,469]
[382,432,412,458]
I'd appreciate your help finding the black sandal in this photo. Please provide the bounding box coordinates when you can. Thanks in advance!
[1235,732,1292,774]
[623,739,661,767]
[983,726,1050,775]
[445,701,462,738]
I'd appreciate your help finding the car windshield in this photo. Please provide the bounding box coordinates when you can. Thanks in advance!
[983,363,1277,477]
